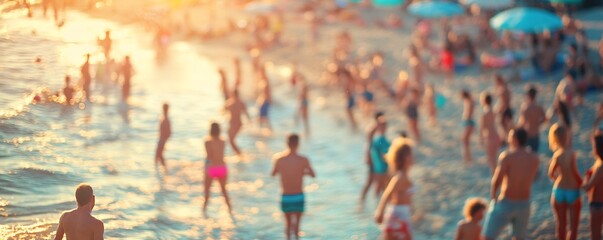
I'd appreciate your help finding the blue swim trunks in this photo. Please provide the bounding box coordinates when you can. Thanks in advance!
[281,193,305,213]
[462,119,476,127]
[363,90,374,102]
[370,135,391,174]
[553,187,580,204]
[483,199,530,239]
[347,95,355,109]
[260,101,270,117]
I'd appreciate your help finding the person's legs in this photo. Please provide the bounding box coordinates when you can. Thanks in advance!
[409,119,420,143]
[591,207,603,240]
[293,212,302,240]
[552,196,568,240]
[482,200,508,240]
[568,199,581,240]
[462,126,473,163]
[375,174,387,197]
[360,170,374,201]
[510,201,531,240]
[346,108,357,129]
[218,176,232,214]
[203,174,213,212]
[284,213,292,240]
[228,125,242,155]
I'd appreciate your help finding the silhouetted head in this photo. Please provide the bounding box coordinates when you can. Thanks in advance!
[287,133,300,151]
[509,128,528,149]
[65,75,71,84]
[461,90,471,100]
[386,138,413,173]
[75,184,94,208]
[162,103,169,114]
[105,30,110,37]
[210,122,220,138]
[526,85,537,100]
[548,123,568,151]
[593,132,603,161]
[85,53,91,61]
[481,92,492,106]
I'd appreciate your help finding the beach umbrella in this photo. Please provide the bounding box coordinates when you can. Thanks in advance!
[373,0,405,8]
[549,0,582,4]
[408,1,464,19]
[244,2,276,15]
[490,7,562,33]
[460,0,514,9]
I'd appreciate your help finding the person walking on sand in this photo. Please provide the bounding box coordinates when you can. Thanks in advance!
[81,54,92,101]
[225,90,250,155]
[479,93,500,172]
[155,103,171,172]
[494,74,513,145]
[548,123,581,240]
[482,128,539,240]
[361,112,390,201]
[63,75,74,105]
[583,132,603,240]
[271,134,316,240]
[517,86,546,153]
[455,198,488,240]
[461,90,475,164]
[203,122,232,215]
[54,184,104,240]
[375,137,415,240]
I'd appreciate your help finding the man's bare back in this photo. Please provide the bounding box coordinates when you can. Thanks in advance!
[55,209,104,240]
[226,99,246,124]
[272,151,315,195]
[497,149,539,201]
[520,103,545,136]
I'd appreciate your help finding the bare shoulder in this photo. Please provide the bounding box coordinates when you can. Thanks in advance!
[91,216,104,230]
[272,151,286,161]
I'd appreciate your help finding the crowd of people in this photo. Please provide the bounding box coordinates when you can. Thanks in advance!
[19,0,603,239]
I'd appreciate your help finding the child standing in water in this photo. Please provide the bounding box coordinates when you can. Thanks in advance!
[203,122,232,215]
[583,132,603,240]
[272,134,316,240]
[548,123,581,240]
[461,90,475,164]
[455,198,488,240]
[375,137,415,240]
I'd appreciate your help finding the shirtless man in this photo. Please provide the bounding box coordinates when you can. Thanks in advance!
[272,134,316,240]
[81,54,92,101]
[480,93,500,173]
[482,128,539,240]
[517,86,546,153]
[63,75,75,105]
[54,184,104,240]
[461,90,475,164]
[155,103,171,172]
[257,72,273,131]
[225,90,250,155]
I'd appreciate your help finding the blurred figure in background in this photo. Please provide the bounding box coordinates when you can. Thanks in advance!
[203,122,232,215]
[155,103,171,173]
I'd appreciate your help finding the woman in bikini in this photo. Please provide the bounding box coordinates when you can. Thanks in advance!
[548,123,581,240]
[375,137,416,240]
[203,122,233,215]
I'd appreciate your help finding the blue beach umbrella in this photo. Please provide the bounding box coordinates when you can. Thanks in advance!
[549,0,583,4]
[408,1,464,19]
[373,0,405,8]
[461,0,513,10]
[490,7,562,33]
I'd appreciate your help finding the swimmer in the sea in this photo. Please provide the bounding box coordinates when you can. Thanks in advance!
[63,75,75,105]
[203,122,232,215]
[54,184,104,240]
[272,134,315,240]
[81,54,92,102]
[155,103,171,173]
